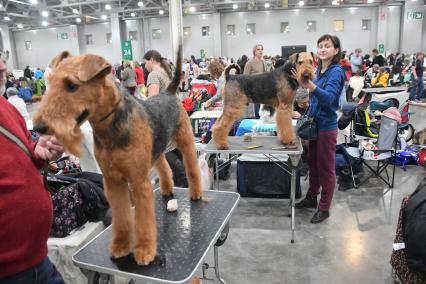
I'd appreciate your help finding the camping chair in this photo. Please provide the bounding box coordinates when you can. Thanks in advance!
[345,115,398,189]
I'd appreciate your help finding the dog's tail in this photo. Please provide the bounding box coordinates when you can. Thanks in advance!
[224,63,241,81]
[167,44,182,94]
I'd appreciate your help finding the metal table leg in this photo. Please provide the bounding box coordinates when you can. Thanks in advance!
[289,154,301,244]
[214,246,227,284]
[215,154,219,191]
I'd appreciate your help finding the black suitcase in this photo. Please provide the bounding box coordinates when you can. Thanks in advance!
[237,154,301,199]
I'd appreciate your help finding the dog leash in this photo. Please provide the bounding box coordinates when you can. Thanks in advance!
[99,96,122,122]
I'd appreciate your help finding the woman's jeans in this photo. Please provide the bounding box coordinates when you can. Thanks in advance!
[0,257,65,284]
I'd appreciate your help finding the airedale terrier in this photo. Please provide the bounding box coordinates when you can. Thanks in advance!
[212,52,316,149]
[33,46,203,265]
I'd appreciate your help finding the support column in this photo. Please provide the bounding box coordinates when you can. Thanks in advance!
[0,23,17,70]
[376,5,388,54]
[142,18,151,55]
[169,0,183,62]
[212,12,222,58]
[68,25,81,55]
[110,13,123,64]
[400,0,424,54]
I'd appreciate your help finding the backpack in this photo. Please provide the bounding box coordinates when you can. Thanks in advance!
[17,87,32,102]
[404,178,426,273]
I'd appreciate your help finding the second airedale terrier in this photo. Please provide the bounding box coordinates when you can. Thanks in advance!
[33,46,203,265]
[212,52,316,149]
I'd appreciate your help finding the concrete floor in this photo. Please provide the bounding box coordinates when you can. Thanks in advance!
[198,104,426,284]
[27,102,426,284]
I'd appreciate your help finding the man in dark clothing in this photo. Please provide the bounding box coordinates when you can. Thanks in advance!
[371,49,385,67]
[115,61,124,81]
[24,66,32,80]
[413,52,425,101]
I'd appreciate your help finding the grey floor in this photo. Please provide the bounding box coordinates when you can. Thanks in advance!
[27,103,426,284]
[199,105,426,284]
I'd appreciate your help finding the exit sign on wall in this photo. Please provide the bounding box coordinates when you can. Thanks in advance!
[57,32,68,40]
[407,12,423,20]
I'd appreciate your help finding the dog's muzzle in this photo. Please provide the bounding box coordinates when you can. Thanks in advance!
[303,73,310,81]
[34,121,49,134]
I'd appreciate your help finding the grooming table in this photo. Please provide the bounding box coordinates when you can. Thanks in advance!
[203,136,303,243]
[190,110,223,137]
[72,187,240,284]
[362,86,407,94]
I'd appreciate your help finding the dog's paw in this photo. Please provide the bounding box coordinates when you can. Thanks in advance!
[110,241,132,259]
[160,187,174,196]
[217,144,229,150]
[134,246,156,266]
[190,189,203,200]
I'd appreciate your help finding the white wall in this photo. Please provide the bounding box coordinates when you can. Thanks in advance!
[79,23,115,63]
[423,5,426,52]
[11,4,424,68]
[220,7,378,59]
[14,26,76,69]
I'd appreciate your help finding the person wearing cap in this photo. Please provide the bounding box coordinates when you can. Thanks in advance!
[6,87,30,121]
[0,58,66,283]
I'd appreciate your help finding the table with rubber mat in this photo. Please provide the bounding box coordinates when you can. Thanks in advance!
[203,136,303,243]
[72,187,240,284]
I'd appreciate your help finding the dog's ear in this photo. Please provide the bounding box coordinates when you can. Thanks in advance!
[78,54,112,82]
[290,53,299,64]
[310,52,319,66]
[50,51,72,69]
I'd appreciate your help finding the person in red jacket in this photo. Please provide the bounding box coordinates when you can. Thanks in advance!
[134,61,145,98]
[0,58,65,283]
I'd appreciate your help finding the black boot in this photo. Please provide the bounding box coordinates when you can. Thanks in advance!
[310,210,330,223]
[295,195,317,209]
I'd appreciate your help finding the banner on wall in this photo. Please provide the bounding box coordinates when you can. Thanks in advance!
[121,40,133,61]
[378,44,385,53]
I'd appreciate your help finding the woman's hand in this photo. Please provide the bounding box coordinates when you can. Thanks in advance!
[292,111,301,119]
[34,135,64,161]
[204,99,213,108]
[291,68,316,92]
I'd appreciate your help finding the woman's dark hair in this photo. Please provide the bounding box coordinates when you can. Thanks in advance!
[143,49,173,79]
[316,34,342,70]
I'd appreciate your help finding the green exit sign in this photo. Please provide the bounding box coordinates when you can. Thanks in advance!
[407,11,423,20]
[57,32,68,40]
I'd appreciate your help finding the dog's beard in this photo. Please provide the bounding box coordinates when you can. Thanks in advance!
[51,121,84,157]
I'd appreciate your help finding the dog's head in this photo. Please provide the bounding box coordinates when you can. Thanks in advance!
[33,51,115,156]
[290,52,316,84]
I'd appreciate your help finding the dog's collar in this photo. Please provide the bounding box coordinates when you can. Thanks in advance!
[98,97,121,122]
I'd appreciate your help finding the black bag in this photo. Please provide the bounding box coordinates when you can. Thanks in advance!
[237,157,301,198]
[404,178,426,273]
[296,115,318,141]
[47,177,87,238]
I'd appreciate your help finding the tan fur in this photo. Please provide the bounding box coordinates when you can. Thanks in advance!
[212,52,315,149]
[33,52,203,266]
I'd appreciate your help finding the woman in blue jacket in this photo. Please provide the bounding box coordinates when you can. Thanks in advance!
[295,34,346,223]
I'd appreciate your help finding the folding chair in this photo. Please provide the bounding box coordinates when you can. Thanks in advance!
[345,115,398,189]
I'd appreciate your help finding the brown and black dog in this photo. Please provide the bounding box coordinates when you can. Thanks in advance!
[33,46,203,265]
[212,52,316,149]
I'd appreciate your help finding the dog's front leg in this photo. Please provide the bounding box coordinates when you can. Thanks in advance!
[131,178,157,265]
[104,177,134,259]
[276,102,295,145]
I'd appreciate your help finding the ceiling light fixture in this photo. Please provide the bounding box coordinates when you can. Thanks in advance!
[159,9,164,15]
[332,0,339,5]
[367,0,373,3]
[264,3,270,8]
[189,6,196,12]
[0,4,3,8]
[72,8,79,14]
[131,12,136,17]
[76,18,81,23]
[101,14,107,20]
[298,1,304,6]
[232,4,238,9]
[4,16,10,21]
[29,0,38,4]
[41,20,48,26]
[17,24,23,28]
[138,1,144,7]
[41,10,48,17]
[105,4,111,10]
